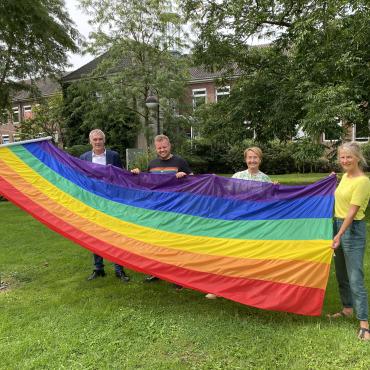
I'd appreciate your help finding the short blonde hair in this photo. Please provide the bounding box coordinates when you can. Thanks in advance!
[244,146,263,161]
[338,141,367,168]
[154,134,170,144]
[89,129,105,142]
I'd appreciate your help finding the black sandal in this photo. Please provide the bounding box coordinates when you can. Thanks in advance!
[358,327,370,340]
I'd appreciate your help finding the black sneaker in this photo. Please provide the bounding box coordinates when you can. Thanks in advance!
[115,271,130,282]
[87,269,106,280]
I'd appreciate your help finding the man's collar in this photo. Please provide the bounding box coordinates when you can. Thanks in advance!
[159,154,173,160]
[92,149,106,157]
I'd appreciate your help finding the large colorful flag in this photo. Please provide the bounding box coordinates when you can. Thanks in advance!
[0,138,336,316]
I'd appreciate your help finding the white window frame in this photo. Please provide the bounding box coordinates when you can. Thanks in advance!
[354,122,370,142]
[12,134,21,142]
[2,134,10,144]
[192,88,207,109]
[23,105,32,120]
[215,86,230,102]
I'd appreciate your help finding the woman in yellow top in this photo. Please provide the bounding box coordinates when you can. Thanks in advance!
[330,142,370,341]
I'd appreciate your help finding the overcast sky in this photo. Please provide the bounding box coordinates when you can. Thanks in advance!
[65,0,94,70]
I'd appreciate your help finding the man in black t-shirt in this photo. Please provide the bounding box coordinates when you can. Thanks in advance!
[131,135,192,288]
[147,135,192,176]
[131,134,192,176]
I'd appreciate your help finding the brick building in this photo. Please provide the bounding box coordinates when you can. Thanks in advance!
[0,77,61,144]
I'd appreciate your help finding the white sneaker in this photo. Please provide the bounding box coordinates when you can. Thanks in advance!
[205,293,217,299]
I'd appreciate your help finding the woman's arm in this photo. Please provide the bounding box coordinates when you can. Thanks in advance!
[332,204,360,249]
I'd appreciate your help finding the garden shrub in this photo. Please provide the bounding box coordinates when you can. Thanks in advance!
[65,144,91,158]
[360,142,370,170]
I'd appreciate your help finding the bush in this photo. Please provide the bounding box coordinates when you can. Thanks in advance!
[223,140,255,173]
[223,139,335,175]
[291,139,325,173]
[127,149,156,171]
[261,141,297,174]
[183,154,209,174]
[65,144,91,158]
[361,142,370,171]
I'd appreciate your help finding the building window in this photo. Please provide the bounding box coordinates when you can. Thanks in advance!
[216,86,230,102]
[13,134,21,142]
[355,121,370,142]
[2,135,10,144]
[192,88,207,109]
[23,105,33,120]
[12,107,19,123]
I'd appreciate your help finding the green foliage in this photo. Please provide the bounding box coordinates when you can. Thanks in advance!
[360,142,370,171]
[193,137,334,174]
[17,94,65,143]
[291,139,325,173]
[261,141,300,175]
[127,148,157,171]
[73,0,190,146]
[183,153,209,174]
[0,0,79,110]
[184,0,370,140]
[63,78,140,156]
[162,112,193,154]
[223,139,254,173]
[64,144,91,158]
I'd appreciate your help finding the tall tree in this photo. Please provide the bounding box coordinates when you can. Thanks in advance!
[68,0,190,147]
[0,0,79,111]
[63,78,140,155]
[184,0,370,141]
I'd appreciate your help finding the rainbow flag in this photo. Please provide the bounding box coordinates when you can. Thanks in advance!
[0,139,336,316]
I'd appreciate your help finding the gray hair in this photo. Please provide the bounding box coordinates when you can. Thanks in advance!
[89,129,105,142]
[338,141,367,168]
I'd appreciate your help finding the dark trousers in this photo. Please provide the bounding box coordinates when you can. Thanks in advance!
[93,254,123,274]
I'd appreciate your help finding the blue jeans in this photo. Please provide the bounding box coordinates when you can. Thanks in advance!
[333,219,368,321]
[93,254,123,274]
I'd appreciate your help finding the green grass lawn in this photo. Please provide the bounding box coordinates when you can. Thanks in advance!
[1,185,370,368]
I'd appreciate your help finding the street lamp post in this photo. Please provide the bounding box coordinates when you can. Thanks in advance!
[145,95,160,135]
